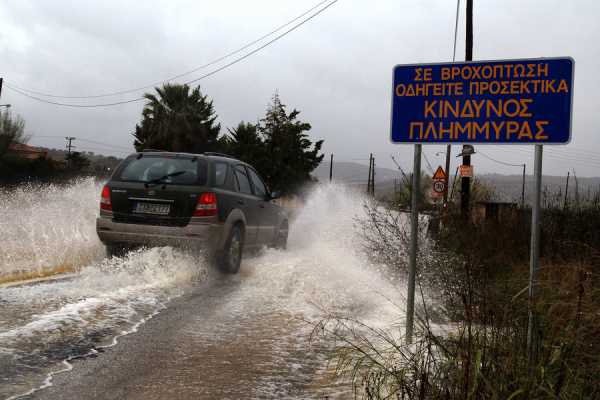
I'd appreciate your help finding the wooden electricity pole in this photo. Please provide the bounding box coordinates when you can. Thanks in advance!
[367,153,373,195]
[460,0,473,217]
[563,171,570,210]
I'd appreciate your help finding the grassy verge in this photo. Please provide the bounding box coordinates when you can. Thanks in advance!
[314,201,600,399]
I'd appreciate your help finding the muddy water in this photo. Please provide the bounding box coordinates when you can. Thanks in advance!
[0,183,407,399]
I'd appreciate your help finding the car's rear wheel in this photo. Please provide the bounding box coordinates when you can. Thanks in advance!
[274,220,289,250]
[218,224,243,274]
[106,244,129,258]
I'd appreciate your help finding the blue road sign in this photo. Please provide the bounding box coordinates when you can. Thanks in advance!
[390,58,574,144]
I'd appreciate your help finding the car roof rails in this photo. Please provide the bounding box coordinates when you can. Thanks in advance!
[141,148,165,152]
[203,152,236,159]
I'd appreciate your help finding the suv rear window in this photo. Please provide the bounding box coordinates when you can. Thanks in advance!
[116,155,207,185]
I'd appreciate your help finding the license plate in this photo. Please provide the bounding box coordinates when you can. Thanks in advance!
[133,202,170,215]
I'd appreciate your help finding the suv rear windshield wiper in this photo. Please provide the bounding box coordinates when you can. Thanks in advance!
[145,170,187,186]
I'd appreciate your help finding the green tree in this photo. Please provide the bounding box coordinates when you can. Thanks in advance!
[133,84,224,153]
[0,110,28,158]
[66,151,90,170]
[226,121,266,173]
[227,93,324,193]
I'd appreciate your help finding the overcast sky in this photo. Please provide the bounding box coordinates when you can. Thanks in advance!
[1,0,599,177]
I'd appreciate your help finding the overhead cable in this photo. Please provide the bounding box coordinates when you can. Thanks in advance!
[5,0,339,108]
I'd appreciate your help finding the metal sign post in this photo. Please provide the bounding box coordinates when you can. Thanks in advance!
[527,144,543,365]
[406,144,421,344]
[390,58,574,346]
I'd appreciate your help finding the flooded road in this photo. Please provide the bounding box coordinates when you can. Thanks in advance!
[0,181,407,399]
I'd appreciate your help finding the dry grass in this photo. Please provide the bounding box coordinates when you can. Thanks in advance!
[313,202,600,399]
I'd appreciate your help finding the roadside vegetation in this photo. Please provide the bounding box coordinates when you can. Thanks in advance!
[0,109,120,185]
[2,84,323,193]
[313,189,600,399]
[133,84,323,194]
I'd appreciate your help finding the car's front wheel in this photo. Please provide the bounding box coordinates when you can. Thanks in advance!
[274,220,289,250]
[217,224,243,274]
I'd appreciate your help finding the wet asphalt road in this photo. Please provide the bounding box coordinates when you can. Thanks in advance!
[26,274,346,400]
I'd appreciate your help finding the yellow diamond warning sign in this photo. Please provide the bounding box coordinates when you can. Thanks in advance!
[431,166,447,199]
[432,166,447,180]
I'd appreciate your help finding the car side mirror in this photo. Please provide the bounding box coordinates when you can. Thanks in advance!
[269,191,282,200]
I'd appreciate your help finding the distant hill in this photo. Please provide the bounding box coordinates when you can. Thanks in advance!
[313,161,399,184]
[312,161,600,206]
[478,173,600,205]
[42,147,123,176]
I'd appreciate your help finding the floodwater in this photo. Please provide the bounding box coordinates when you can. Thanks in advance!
[0,180,408,399]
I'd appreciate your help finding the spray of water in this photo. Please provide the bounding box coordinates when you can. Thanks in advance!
[0,181,409,399]
[0,180,207,398]
[241,184,407,325]
[0,178,105,277]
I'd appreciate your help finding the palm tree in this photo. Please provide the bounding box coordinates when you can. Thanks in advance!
[133,84,223,153]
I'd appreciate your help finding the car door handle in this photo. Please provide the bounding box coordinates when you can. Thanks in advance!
[259,203,265,208]
[237,200,245,205]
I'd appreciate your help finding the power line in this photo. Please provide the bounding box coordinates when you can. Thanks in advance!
[422,151,435,174]
[5,0,332,100]
[478,150,524,167]
[4,0,339,108]
[511,147,600,169]
[182,0,337,86]
[29,135,132,151]
[452,0,461,62]
[6,85,144,108]
[77,138,132,151]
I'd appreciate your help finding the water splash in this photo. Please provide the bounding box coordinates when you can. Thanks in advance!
[0,247,205,399]
[0,178,105,277]
[0,181,409,399]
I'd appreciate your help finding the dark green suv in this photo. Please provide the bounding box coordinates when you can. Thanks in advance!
[96,151,289,273]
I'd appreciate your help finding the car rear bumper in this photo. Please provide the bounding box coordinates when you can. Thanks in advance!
[96,214,222,250]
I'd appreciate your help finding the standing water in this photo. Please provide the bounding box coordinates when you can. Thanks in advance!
[0,181,408,399]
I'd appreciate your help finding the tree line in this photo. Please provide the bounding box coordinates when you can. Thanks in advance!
[133,84,324,194]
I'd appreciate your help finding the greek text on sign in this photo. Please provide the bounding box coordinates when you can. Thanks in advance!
[390,58,574,144]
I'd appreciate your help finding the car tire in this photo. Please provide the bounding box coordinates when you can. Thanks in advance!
[218,224,244,274]
[106,244,128,258]
[274,220,289,250]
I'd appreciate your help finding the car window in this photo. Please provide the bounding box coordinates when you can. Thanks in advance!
[117,156,206,185]
[248,168,267,198]
[214,162,228,186]
[214,162,237,191]
[234,165,253,194]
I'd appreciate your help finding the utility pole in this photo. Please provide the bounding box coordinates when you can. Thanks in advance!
[461,0,473,218]
[0,78,3,99]
[65,137,76,167]
[574,169,579,210]
[406,144,422,344]
[563,171,570,210]
[329,153,334,182]
[443,144,451,205]
[371,156,376,197]
[521,164,526,209]
[367,153,373,195]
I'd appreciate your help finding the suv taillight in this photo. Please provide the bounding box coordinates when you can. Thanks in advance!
[194,192,217,217]
[100,185,112,211]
